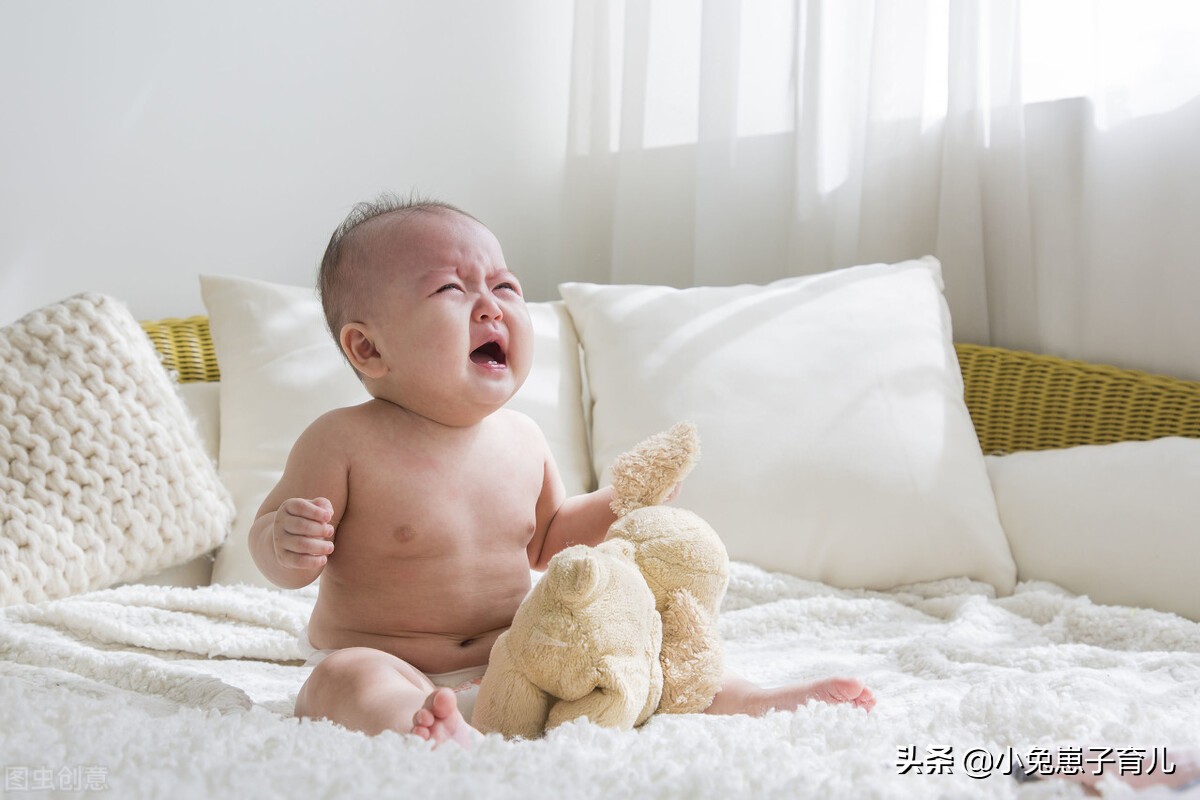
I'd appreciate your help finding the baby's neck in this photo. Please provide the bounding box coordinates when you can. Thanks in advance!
[369,396,493,441]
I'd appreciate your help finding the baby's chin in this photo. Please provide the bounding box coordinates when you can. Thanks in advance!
[363,361,529,425]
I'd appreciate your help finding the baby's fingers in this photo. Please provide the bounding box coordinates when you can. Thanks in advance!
[279,497,334,525]
[272,497,336,570]
[281,531,335,558]
[279,498,335,539]
[275,531,334,570]
[281,511,335,540]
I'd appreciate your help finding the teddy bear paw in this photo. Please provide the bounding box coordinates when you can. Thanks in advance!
[609,422,701,517]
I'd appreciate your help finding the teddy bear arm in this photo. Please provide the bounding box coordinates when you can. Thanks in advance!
[609,422,700,516]
[546,656,661,731]
[470,637,555,739]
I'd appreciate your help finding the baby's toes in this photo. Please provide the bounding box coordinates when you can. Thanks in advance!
[412,705,436,733]
[429,687,458,720]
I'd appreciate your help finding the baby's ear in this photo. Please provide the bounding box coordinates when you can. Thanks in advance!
[340,323,387,379]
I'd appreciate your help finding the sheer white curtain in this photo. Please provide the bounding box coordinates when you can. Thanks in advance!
[563,0,1200,379]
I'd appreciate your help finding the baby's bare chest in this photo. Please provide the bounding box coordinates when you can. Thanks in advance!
[335,434,544,560]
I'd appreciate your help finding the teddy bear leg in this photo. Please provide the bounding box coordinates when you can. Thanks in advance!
[546,656,662,731]
[658,589,725,714]
[471,639,555,739]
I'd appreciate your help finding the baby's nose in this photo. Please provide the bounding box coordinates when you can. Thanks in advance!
[474,295,503,321]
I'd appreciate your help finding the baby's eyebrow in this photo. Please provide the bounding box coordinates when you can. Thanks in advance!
[422,266,462,284]
[472,267,520,284]
[427,264,519,285]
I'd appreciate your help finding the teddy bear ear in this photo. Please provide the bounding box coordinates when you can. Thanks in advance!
[548,547,604,607]
[598,537,637,561]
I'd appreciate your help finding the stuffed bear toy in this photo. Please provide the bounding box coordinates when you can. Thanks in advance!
[469,537,664,739]
[471,422,729,738]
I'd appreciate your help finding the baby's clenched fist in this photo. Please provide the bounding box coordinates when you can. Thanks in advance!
[272,497,336,570]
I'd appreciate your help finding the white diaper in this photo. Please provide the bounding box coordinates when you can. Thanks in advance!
[297,628,487,722]
[297,627,338,668]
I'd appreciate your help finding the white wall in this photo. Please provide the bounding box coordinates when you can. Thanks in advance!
[0,1,575,324]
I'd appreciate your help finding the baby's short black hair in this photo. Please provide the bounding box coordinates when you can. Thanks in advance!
[317,191,475,346]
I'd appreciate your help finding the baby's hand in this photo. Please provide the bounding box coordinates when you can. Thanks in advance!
[271,497,335,570]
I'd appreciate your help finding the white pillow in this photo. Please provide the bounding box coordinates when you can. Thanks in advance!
[986,438,1200,621]
[0,293,234,605]
[560,258,1016,593]
[131,382,221,590]
[177,382,220,464]
[200,275,592,587]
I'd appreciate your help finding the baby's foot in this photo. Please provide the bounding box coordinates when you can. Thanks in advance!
[753,677,876,714]
[412,688,474,749]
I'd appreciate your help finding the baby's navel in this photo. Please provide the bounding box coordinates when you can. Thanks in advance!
[459,638,475,648]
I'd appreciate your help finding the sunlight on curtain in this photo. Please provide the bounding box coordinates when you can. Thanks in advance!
[565,0,1200,378]
[593,1,1200,149]
[737,0,795,138]
[1022,0,1200,126]
[644,0,700,148]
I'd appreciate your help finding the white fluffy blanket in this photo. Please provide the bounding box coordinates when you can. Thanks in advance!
[2,564,1198,799]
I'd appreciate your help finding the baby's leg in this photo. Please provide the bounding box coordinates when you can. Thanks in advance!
[704,670,875,716]
[295,647,475,747]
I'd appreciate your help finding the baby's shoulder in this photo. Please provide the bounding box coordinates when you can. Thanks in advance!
[492,407,540,433]
[490,408,549,447]
[308,402,365,428]
[296,402,378,446]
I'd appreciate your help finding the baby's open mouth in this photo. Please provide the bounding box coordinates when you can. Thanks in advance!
[470,341,507,367]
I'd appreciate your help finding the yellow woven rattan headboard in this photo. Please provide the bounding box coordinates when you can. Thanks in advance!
[141,317,1200,455]
[954,343,1200,453]
[141,317,220,384]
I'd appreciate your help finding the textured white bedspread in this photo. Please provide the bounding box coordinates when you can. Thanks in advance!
[1,563,1198,799]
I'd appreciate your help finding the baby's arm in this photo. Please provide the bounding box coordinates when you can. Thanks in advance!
[249,413,350,589]
[528,484,617,571]
[526,428,617,570]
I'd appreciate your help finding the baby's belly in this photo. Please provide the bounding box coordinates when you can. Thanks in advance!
[306,564,531,674]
